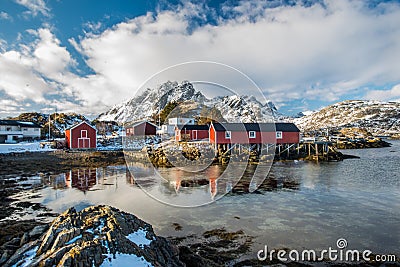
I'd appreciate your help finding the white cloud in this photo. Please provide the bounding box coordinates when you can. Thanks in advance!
[0,28,73,104]
[0,11,12,20]
[15,0,50,17]
[31,28,75,77]
[0,50,50,102]
[2,0,400,117]
[364,84,400,102]
[73,0,400,106]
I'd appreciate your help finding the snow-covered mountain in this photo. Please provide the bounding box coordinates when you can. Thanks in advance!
[97,81,277,123]
[293,100,400,136]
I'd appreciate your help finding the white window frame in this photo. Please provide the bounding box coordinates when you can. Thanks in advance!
[276,131,283,139]
[225,131,231,139]
[81,130,88,138]
[249,131,256,138]
[192,130,198,140]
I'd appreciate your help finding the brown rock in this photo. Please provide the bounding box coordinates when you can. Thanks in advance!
[6,205,184,267]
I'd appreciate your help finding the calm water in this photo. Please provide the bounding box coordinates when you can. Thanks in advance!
[12,141,400,257]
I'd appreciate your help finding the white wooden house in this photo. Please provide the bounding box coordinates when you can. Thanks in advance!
[0,120,41,143]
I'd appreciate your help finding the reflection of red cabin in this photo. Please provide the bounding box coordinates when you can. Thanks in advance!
[126,121,157,136]
[65,121,97,149]
[65,169,97,192]
[209,122,300,144]
[175,125,209,141]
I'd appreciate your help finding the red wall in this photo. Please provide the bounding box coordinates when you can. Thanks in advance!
[69,123,96,149]
[191,130,208,140]
[176,129,209,141]
[133,122,156,135]
[209,126,216,143]
[65,129,71,148]
[276,132,300,144]
[210,129,300,144]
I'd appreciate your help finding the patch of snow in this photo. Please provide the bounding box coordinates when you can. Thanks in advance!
[65,234,82,245]
[100,253,153,267]
[12,246,38,267]
[0,142,55,154]
[126,229,153,247]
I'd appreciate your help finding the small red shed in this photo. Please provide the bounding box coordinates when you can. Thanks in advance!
[126,121,157,136]
[209,122,300,144]
[175,125,209,141]
[65,121,97,149]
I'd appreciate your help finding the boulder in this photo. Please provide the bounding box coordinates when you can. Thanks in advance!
[4,205,184,267]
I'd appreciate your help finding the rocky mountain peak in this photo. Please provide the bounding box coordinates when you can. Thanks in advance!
[97,81,277,123]
[293,100,400,136]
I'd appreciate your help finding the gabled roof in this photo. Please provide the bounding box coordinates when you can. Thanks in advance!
[176,124,209,131]
[275,122,300,132]
[211,122,299,132]
[0,120,41,128]
[66,121,95,131]
[128,121,158,128]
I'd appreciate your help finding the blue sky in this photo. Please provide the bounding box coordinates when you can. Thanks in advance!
[1,0,400,118]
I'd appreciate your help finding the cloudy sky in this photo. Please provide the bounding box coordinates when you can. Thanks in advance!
[1,0,400,117]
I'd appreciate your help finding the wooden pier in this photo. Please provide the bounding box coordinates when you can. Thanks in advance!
[214,141,344,163]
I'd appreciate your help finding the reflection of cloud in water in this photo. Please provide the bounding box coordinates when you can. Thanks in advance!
[29,143,400,257]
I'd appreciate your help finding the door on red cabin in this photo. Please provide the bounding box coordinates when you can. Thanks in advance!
[192,130,197,140]
[78,130,90,148]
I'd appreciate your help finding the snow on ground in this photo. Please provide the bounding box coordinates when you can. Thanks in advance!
[0,142,54,154]
[100,253,153,267]
[126,228,154,247]
[12,246,38,267]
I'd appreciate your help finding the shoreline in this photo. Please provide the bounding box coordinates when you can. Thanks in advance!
[1,148,398,266]
[1,205,398,267]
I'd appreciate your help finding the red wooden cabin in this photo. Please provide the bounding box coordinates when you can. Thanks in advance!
[209,122,300,144]
[126,121,157,136]
[175,125,209,141]
[65,121,97,149]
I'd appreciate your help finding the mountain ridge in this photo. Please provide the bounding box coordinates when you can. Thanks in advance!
[293,100,400,136]
[97,80,278,123]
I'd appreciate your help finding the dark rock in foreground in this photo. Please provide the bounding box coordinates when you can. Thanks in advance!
[4,205,183,267]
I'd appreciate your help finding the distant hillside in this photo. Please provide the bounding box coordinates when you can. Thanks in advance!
[8,112,90,138]
[97,80,278,123]
[293,100,400,136]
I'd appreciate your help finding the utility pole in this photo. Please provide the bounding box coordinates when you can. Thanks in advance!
[55,107,57,139]
[48,113,51,141]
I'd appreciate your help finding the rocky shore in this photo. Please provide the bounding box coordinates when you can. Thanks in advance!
[2,205,183,266]
[334,139,391,149]
[0,205,256,267]
[0,150,126,233]
[2,205,398,267]
[0,150,125,178]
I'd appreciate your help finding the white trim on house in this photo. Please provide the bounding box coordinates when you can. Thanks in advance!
[276,131,283,139]
[67,121,93,131]
[249,131,256,138]
[225,131,231,139]
[67,121,97,149]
